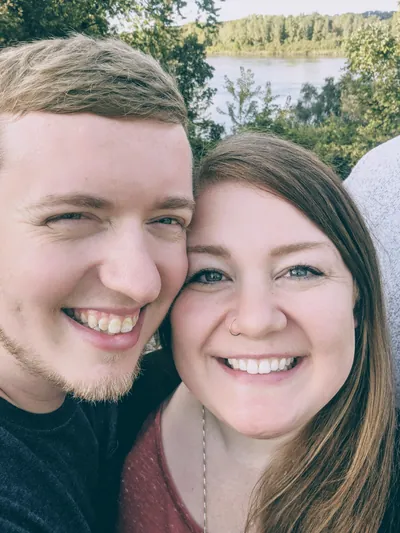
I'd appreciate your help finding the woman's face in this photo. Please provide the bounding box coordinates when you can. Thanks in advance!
[170,182,357,439]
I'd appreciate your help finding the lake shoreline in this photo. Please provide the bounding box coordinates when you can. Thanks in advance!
[207,50,346,59]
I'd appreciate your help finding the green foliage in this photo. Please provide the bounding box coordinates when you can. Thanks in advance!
[0,0,129,45]
[191,12,396,56]
[118,0,224,148]
[217,67,278,132]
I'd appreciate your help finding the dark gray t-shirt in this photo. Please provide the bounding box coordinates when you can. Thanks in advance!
[0,395,118,533]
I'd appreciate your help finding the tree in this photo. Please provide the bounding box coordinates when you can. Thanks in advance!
[342,22,400,157]
[217,67,278,133]
[294,77,342,124]
[119,0,224,145]
[0,0,129,45]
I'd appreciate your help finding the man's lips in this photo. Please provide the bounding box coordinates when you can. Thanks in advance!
[62,306,146,352]
[62,306,142,336]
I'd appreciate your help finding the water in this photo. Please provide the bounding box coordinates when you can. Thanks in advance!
[207,56,346,130]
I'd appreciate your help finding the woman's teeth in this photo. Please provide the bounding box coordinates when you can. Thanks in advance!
[64,309,139,335]
[225,357,296,374]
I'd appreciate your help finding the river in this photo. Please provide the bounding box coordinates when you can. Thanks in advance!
[207,56,346,129]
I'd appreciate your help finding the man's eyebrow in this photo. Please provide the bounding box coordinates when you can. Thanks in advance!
[154,196,195,214]
[270,241,332,258]
[187,244,230,259]
[29,194,113,211]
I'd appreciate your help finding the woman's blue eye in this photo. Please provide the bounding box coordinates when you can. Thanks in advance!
[189,270,226,284]
[285,265,322,279]
[157,217,181,226]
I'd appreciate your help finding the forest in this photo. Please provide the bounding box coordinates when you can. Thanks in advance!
[200,11,397,56]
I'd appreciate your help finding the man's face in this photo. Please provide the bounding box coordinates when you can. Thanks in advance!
[0,113,193,401]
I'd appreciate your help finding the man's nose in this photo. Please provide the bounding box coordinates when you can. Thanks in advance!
[98,227,161,306]
[232,282,287,339]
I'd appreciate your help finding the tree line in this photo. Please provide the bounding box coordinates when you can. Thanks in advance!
[186,11,396,56]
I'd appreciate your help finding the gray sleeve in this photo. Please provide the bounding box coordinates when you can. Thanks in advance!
[344,137,400,403]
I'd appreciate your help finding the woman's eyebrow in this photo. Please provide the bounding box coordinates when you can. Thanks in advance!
[187,244,231,259]
[270,241,333,258]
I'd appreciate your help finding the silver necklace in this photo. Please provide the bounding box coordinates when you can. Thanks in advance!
[202,405,208,533]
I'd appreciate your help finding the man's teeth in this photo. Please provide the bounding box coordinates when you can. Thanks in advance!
[71,309,139,335]
[226,357,295,374]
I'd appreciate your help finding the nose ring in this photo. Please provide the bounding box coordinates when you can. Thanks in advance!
[229,318,241,337]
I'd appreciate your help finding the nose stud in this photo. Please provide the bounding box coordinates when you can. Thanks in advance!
[229,318,241,337]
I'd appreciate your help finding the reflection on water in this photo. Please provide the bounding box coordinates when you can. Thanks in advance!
[207,55,346,129]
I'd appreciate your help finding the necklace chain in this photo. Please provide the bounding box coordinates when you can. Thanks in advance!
[202,405,208,533]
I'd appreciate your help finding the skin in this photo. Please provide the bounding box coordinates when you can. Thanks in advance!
[0,113,194,412]
[163,182,356,531]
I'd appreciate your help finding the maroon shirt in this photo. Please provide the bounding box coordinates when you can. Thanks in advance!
[119,408,202,533]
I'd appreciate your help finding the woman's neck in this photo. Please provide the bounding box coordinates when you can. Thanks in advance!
[163,384,295,533]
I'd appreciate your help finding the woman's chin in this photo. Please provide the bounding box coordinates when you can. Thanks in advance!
[220,411,305,441]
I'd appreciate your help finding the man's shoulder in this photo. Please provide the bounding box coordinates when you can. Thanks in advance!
[0,397,115,533]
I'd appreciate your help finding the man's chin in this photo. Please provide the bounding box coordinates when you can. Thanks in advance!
[61,370,139,403]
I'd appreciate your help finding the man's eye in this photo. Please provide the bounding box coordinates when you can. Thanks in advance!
[45,213,86,224]
[153,217,187,229]
[187,269,227,285]
[283,265,323,279]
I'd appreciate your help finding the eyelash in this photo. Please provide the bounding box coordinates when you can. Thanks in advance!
[186,268,227,285]
[284,264,324,280]
[186,264,323,286]
[153,217,186,228]
[45,212,89,224]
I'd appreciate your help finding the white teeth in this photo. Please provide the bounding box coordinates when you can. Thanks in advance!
[270,358,279,372]
[108,318,122,335]
[239,359,247,371]
[88,315,98,329]
[98,317,109,332]
[226,357,295,374]
[71,310,139,335]
[247,359,258,375]
[259,359,271,374]
[279,358,287,370]
[121,317,133,333]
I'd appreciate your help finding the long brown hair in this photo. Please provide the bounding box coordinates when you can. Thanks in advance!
[194,133,396,533]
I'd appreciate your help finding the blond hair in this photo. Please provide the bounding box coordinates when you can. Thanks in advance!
[196,133,396,533]
[0,34,187,126]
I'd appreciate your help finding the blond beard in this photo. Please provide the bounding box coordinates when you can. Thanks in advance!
[0,326,142,402]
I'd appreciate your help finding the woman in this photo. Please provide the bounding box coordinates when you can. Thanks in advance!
[119,133,398,532]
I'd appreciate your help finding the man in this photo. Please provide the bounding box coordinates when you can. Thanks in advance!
[345,136,400,401]
[0,35,193,532]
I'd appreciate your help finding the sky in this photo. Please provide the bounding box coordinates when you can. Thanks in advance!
[184,0,398,21]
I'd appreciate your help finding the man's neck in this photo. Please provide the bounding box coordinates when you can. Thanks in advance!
[0,350,65,414]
